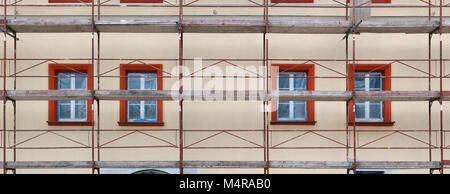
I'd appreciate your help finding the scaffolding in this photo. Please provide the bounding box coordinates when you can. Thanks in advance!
[0,0,449,174]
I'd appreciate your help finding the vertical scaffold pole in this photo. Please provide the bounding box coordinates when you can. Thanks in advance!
[427,0,433,174]
[12,30,16,174]
[91,0,96,174]
[178,0,184,175]
[351,0,357,174]
[439,0,444,174]
[345,37,350,174]
[428,31,433,174]
[2,0,8,175]
[263,0,270,175]
[345,0,350,175]
[97,32,100,169]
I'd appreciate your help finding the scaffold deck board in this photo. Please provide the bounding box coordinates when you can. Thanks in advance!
[4,15,450,34]
[0,161,441,169]
[3,90,449,101]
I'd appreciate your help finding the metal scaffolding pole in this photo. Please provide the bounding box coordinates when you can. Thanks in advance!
[96,32,101,172]
[90,0,96,174]
[439,0,444,174]
[263,0,269,175]
[2,0,7,175]
[428,31,433,174]
[351,0,357,173]
[12,30,16,174]
[178,0,184,175]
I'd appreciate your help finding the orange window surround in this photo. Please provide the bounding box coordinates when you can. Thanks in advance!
[48,63,93,126]
[347,64,393,126]
[271,64,315,125]
[49,0,92,3]
[120,0,163,3]
[271,0,314,3]
[119,64,164,126]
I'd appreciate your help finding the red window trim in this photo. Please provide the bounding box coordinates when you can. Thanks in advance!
[270,64,315,125]
[346,0,391,4]
[271,0,314,3]
[120,0,163,3]
[49,0,92,3]
[48,63,93,126]
[119,64,164,126]
[347,64,393,126]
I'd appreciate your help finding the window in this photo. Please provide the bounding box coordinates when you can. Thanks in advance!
[127,72,157,122]
[49,0,92,3]
[48,64,92,126]
[271,0,313,3]
[277,72,307,121]
[348,64,393,126]
[354,72,383,122]
[57,72,87,121]
[271,64,315,125]
[119,64,163,126]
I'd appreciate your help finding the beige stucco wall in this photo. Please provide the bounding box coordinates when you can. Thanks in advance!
[0,0,449,174]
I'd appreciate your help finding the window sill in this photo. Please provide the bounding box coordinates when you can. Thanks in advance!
[271,121,316,125]
[118,122,164,126]
[347,121,395,126]
[47,121,93,126]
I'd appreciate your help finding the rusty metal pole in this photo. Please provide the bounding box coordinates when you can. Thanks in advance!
[428,0,432,174]
[428,0,431,21]
[91,0,96,174]
[345,0,350,175]
[12,30,16,174]
[428,31,433,174]
[97,0,100,20]
[3,0,8,174]
[351,0,357,174]
[263,0,269,175]
[97,32,100,167]
[345,37,350,174]
[439,0,444,174]
[178,0,184,175]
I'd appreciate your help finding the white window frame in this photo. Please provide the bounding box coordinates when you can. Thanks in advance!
[127,72,157,122]
[277,72,307,121]
[355,72,383,122]
[57,72,87,122]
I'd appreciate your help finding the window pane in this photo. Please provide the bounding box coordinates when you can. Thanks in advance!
[58,73,71,89]
[294,73,307,91]
[278,73,290,90]
[369,73,382,91]
[128,73,141,90]
[144,75,157,90]
[144,104,157,120]
[58,103,71,120]
[75,75,87,90]
[278,102,290,119]
[75,103,87,120]
[355,73,365,91]
[294,101,306,120]
[369,102,382,119]
[128,104,140,121]
[355,102,365,119]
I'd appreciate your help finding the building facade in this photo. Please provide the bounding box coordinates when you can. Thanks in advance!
[0,0,449,174]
